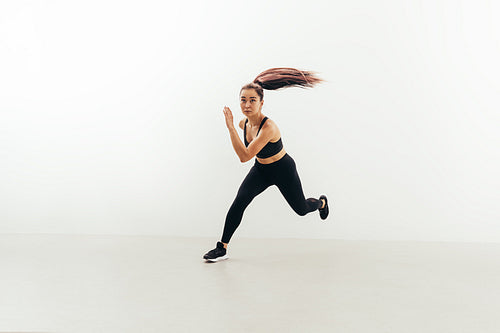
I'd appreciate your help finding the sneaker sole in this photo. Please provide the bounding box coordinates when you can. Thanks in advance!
[319,195,329,220]
[204,255,229,262]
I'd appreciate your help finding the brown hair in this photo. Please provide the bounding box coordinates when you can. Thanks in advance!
[240,67,323,100]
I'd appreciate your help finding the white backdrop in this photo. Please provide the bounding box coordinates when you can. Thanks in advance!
[1,0,499,242]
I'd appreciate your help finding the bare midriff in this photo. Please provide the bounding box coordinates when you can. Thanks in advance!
[256,147,287,164]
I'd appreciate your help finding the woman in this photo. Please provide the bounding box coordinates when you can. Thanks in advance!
[203,68,330,262]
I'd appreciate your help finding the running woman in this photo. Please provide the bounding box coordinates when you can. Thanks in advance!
[203,68,329,262]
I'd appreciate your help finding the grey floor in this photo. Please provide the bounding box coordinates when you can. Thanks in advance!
[1,234,499,333]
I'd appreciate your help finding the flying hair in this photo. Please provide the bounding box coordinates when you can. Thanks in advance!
[240,67,323,100]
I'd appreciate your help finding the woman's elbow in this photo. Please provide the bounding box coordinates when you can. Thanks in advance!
[239,153,253,163]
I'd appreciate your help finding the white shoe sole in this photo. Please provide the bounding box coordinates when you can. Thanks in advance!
[204,255,228,262]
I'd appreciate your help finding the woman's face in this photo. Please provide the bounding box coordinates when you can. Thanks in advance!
[240,89,263,116]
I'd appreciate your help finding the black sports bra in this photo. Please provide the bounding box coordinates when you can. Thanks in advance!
[243,117,283,158]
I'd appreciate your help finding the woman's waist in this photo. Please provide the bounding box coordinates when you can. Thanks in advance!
[255,148,288,165]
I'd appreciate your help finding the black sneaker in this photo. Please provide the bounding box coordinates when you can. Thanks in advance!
[203,242,228,262]
[319,195,329,220]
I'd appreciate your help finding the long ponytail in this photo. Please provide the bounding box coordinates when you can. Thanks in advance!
[241,67,323,100]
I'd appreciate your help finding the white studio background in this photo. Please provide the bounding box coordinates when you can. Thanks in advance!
[1,0,499,242]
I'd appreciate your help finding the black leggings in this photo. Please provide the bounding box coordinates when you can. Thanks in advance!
[221,154,322,243]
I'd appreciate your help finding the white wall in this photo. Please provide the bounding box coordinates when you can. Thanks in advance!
[1,0,499,242]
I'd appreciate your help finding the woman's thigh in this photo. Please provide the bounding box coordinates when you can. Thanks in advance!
[273,156,309,211]
[235,165,272,204]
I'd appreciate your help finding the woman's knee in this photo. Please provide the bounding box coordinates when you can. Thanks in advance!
[292,206,308,216]
[231,192,253,209]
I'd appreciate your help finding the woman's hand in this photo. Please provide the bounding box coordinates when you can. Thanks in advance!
[223,106,235,130]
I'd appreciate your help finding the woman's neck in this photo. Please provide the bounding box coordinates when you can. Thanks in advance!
[247,113,265,127]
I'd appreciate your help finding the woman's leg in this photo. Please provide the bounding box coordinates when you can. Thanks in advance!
[221,165,271,243]
[274,155,323,216]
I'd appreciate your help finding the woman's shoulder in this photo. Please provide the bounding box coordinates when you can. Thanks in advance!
[262,117,281,140]
[263,116,279,129]
[238,118,246,130]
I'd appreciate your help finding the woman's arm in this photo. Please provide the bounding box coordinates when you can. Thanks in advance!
[223,107,275,163]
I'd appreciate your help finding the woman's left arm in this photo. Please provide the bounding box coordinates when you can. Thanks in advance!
[223,106,274,163]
